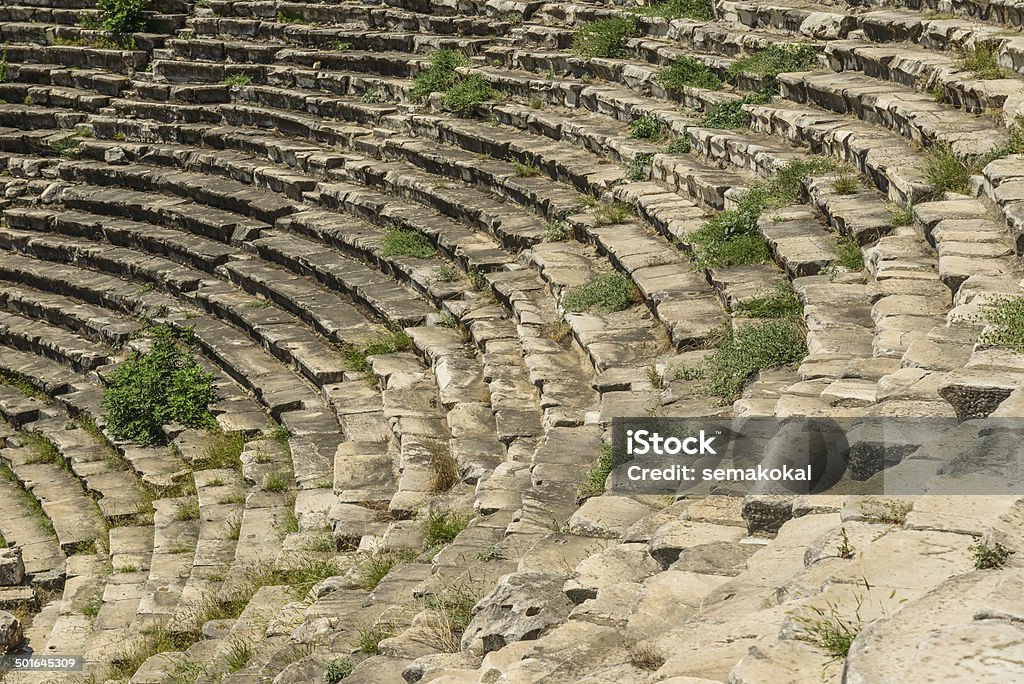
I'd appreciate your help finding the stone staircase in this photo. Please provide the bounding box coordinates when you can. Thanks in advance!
[0,0,1021,682]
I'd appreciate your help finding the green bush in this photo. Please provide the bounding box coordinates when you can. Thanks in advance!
[563,274,640,313]
[735,284,801,318]
[325,657,354,683]
[411,50,469,101]
[381,225,437,258]
[688,157,835,267]
[834,234,864,271]
[222,73,252,86]
[626,154,652,181]
[701,91,771,129]
[97,0,149,34]
[102,326,216,445]
[629,114,664,140]
[656,56,722,91]
[578,444,616,500]
[344,330,412,373]
[978,297,1024,354]
[440,74,493,115]
[630,0,713,20]
[957,43,1008,80]
[0,46,7,83]
[970,539,1014,569]
[728,44,819,91]
[571,17,639,60]
[676,320,807,402]
[667,136,691,154]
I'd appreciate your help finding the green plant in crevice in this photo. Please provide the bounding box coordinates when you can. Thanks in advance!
[977,296,1024,355]
[440,74,493,115]
[571,17,639,60]
[563,274,640,314]
[97,0,150,35]
[626,153,653,181]
[728,44,820,92]
[656,55,722,92]
[629,0,713,21]
[102,325,216,446]
[956,42,1009,80]
[411,49,469,101]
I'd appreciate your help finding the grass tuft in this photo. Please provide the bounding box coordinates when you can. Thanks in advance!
[325,657,355,683]
[957,42,1009,80]
[222,73,252,86]
[656,56,722,91]
[381,225,437,258]
[359,550,415,590]
[571,17,639,60]
[978,296,1024,354]
[424,509,469,549]
[563,274,640,314]
[924,142,973,194]
[970,539,1014,569]
[629,0,713,20]
[735,284,801,318]
[629,115,665,140]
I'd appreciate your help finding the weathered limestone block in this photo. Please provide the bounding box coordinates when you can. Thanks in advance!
[460,572,573,654]
[0,548,24,587]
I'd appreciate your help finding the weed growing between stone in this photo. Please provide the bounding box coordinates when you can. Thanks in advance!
[424,509,470,549]
[970,539,1014,569]
[978,296,1024,354]
[626,154,653,181]
[794,593,865,661]
[324,657,355,683]
[835,234,865,271]
[656,56,722,91]
[359,550,416,590]
[97,0,149,34]
[577,443,617,501]
[689,157,836,267]
[667,136,691,153]
[924,142,972,193]
[629,115,666,140]
[734,284,802,318]
[571,17,640,60]
[412,49,494,115]
[222,73,252,86]
[102,325,217,446]
[343,329,412,372]
[423,583,481,652]
[381,225,437,258]
[701,91,772,129]
[629,0,713,20]
[563,274,641,314]
[728,44,819,91]
[674,320,807,402]
[441,74,494,115]
[956,42,1009,79]
[357,620,396,654]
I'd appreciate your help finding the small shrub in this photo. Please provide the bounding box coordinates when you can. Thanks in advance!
[434,264,459,282]
[735,284,801,319]
[542,220,569,242]
[424,509,469,548]
[689,216,770,267]
[0,46,7,83]
[440,74,493,115]
[357,621,396,655]
[626,154,652,181]
[629,115,664,140]
[467,270,488,291]
[924,142,972,194]
[332,41,352,51]
[381,225,437,258]
[97,0,149,35]
[834,234,864,271]
[49,132,82,158]
[102,326,216,445]
[675,320,807,402]
[222,73,252,86]
[361,88,382,103]
[529,96,543,109]
[571,17,639,60]
[978,296,1024,354]
[656,56,722,91]
[513,158,541,177]
[276,11,306,23]
[970,539,1014,569]
[411,49,468,101]
[929,81,946,103]
[324,657,354,683]
[630,0,713,20]
[701,91,771,129]
[593,201,633,225]
[957,42,1008,80]
[667,136,691,154]
[728,44,819,91]
[563,274,640,314]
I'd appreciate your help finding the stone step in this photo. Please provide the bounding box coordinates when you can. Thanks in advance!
[779,69,1007,157]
